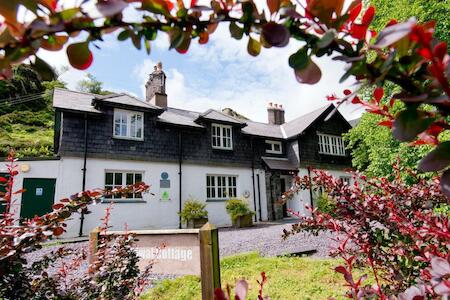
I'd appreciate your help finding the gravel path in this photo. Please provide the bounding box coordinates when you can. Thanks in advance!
[25,220,335,282]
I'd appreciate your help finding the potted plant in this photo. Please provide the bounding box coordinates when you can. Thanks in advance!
[225,199,255,228]
[179,198,208,228]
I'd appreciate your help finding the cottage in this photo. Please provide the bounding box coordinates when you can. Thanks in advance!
[1,62,352,238]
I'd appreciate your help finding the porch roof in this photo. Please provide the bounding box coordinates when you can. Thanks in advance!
[261,157,298,172]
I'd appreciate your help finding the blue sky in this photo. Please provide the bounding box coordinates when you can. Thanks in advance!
[38,1,364,123]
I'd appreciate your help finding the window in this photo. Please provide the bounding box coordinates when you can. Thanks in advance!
[113,109,144,140]
[318,133,345,156]
[265,140,282,154]
[211,123,233,150]
[339,176,351,184]
[104,171,143,200]
[206,175,237,200]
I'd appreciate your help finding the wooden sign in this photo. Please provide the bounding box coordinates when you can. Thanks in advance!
[90,223,221,299]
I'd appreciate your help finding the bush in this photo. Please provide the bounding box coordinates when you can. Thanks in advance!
[283,166,450,298]
[314,192,336,216]
[178,198,208,223]
[225,199,254,222]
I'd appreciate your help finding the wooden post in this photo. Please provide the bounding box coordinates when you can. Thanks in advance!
[89,226,101,263]
[199,222,221,300]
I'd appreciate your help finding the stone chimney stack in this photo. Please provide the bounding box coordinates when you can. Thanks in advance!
[145,61,167,108]
[267,102,285,125]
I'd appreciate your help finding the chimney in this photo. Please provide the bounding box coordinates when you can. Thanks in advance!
[267,102,285,125]
[145,61,167,108]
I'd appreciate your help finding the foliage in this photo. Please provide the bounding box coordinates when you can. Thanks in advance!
[76,73,111,95]
[178,197,208,223]
[143,252,358,300]
[369,0,450,45]
[225,199,255,221]
[283,167,450,298]
[0,152,152,299]
[314,192,336,215]
[0,0,448,194]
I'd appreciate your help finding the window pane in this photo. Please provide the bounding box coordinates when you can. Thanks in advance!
[135,173,142,183]
[126,173,134,185]
[274,143,281,151]
[105,173,113,185]
[115,173,122,185]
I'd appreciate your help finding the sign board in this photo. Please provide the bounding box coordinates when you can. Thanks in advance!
[90,223,221,299]
[35,187,43,196]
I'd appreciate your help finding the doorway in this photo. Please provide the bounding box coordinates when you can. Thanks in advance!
[280,178,288,217]
[20,178,56,220]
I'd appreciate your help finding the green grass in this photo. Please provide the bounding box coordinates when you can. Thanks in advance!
[142,252,363,300]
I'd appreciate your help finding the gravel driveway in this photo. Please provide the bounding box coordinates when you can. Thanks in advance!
[25,219,335,282]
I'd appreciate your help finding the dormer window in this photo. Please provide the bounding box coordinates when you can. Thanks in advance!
[211,123,233,150]
[265,140,282,154]
[113,109,144,140]
[318,133,345,156]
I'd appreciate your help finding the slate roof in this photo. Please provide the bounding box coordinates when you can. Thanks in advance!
[52,88,102,114]
[261,157,298,171]
[197,109,246,125]
[242,121,284,139]
[94,93,162,111]
[158,108,203,128]
[281,104,333,139]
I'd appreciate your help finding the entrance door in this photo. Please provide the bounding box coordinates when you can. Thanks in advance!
[280,178,288,217]
[20,178,56,220]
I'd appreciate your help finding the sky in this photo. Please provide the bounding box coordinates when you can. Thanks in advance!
[37,1,365,123]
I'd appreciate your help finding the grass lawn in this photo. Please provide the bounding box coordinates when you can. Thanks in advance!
[142,252,358,300]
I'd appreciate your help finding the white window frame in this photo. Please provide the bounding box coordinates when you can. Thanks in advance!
[339,176,351,184]
[104,170,144,201]
[265,140,282,154]
[318,133,346,156]
[211,123,233,150]
[206,174,237,200]
[113,109,144,140]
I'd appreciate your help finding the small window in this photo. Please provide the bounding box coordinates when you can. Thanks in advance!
[265,140,282,154]
[113,109,144,140]
[206,175,237,200]
[104,171,143,200]
[318,133,345,156]
[211,123,233,150]
[339,176,351,185]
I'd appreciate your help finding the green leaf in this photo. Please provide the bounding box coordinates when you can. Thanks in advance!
[247,37,261,56]
[288,47,309,70]
[118,30,130,41]
[33,56,56,81]
[229,22,244,40]
[144,39,151,55]
[169,27,184,49]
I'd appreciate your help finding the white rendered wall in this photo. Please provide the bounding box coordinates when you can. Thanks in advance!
[0,159,61,225]
[287,168,352,217]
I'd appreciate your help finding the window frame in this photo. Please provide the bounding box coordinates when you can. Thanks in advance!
[265,140,283,154]
[206,174,238,201]
[113,109,144,141]
[103,170,145,202]
[211,123,233,150]
[318,133,346,156]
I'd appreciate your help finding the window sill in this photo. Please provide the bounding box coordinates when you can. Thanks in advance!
[212,147,234,151]
[318,152,346,157]
[101,199,147,204]
[113,136,144,141]
[206,199,229,202]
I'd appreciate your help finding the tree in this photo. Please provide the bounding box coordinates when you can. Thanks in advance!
[0,0,448,194]
[76,73,110,95]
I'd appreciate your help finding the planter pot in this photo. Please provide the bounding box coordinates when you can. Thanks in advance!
[186,217,208,229]
[232,213,253,228]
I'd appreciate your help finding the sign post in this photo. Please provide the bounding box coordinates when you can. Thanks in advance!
[89,223,221,299]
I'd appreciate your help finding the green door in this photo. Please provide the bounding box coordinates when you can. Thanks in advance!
[20,178,56,220]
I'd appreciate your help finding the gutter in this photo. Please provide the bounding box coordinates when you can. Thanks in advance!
[178,130,183,229]
[250,137,257,222]
[79,113,88,237]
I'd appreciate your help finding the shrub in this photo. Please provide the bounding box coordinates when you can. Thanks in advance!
[179,198,208,223]
[225,199,255,222]
[0,152,152,299]
[283,166,450,298]
[314,192,336,216]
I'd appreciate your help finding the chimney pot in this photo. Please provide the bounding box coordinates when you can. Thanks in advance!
[267,102,285,125]
[145,62,167,108]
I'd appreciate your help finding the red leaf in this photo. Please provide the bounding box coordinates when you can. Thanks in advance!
[52,203,65,210]
[335,265,347,274]
[373,87,384,103]
[53,227,64,236]
[261,22,289,47]
[267,0,280,15]
[0,177,7,183]
[96,0,128,17]
[417,47,432,60]
[294,59,322,84]
[67,42,93,70]
[378,120,393,127]
[190,0,197,7]
[433,41,447,60]
[198,32,209,44]
[347,1,362,23]
[351,96,361,104]
[362,6,375,25]
[350,24,368,40]
[343,89,352,95]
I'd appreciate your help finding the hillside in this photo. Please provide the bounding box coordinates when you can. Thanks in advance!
[0,66,62,158]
